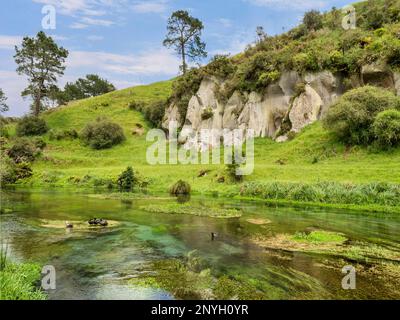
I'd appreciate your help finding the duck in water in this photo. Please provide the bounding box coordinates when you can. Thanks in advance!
[211,232,218,241]
[65,221,73,229]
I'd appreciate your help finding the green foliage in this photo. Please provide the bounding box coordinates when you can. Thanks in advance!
[226,151,244,182]
[0,88,8,113]
[0,260,47,300]
[14,31,68,116]
[201,107,214,120]
[80,117,125,149]
[7,138,38,163]
[324,86,400,145]
[163,10,207,74]
[32,137,46,150]
[117,166,137,192]
[292,231,346,244]
[171,68,203,120]
[16,116,48,137]
[49,128,78,141]
[0,155,33,184]
[293,52,319,73]
[58,74,116,104]
[240,181,400,207]
[303,10,323,32]
[128,99,167,128]
[373,109,400,148]
[170,180,191,195]
[204,55,236,79]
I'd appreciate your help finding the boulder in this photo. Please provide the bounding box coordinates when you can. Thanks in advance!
[394,72,400,96]
[275,135,289,143]
[222,91,244,130]
[289,85,322,133]
[305,71,342,117]
[361,63,395,89]
[162,103,181,134]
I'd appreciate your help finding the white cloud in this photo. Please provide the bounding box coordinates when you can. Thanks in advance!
[87,35,104,41]
[70,22,89,29]
[32,0,120,16]
[218,18,232,28]
[245,0,327,10]
[67,48,180,76]
[0,35,23,50]
[131,0,168,14]
[81,17,115,26]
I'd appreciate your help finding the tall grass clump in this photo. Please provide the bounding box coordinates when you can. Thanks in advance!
[240,181,400,207]
[170,180,191,195]
[0,262,47,300]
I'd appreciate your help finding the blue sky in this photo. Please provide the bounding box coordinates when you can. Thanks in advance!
[0,0,350,116]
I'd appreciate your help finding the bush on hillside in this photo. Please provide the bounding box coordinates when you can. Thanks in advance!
[16,116,48,137]
[7,139,38,163]
[324,86,400,145]
[170,180,191,195]
[0,156,17,184]
[117,166,137,192]
[80,118,125,149]
[204,55,236,79]
[49,129,78,141]
[143,100,167,128]
[171,68,203,120]
[372,109,400,149]
[303,10,323,32]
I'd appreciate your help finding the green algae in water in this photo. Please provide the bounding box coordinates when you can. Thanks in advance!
[141,203,242,218]
[292,231,347,244]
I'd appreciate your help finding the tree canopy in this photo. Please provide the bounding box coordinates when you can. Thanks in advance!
[57,74,116,104]
[0,88,8,113]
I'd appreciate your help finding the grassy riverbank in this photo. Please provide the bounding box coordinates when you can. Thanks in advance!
[2,80,400,214]
[0,259,46,300]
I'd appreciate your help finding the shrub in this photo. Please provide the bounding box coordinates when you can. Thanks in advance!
[204,55,236,79]
[14,162,33,180]
[128,100,145,111]
[324,86,400,145]
[143,100,167,128]
[226,151,244,182]
[7,139,38,163]
[201,107,214,120]
[303,10,323,32]
[372,109,400,148]
[0,157,32,184]
[80,118,125,149]
[16,116,48,137]
[170,180,191,195]
[172,68,203,120]
[117,166,137,192]
[49,129,78,141]
[32,137,46,150]
[0,156,17,184]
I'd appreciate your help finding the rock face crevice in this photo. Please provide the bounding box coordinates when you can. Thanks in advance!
[162,67,400,147]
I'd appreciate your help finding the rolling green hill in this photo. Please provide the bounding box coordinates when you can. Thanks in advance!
[5,79,400,198]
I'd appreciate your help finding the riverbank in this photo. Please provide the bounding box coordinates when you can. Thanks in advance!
[0,259,46,300]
